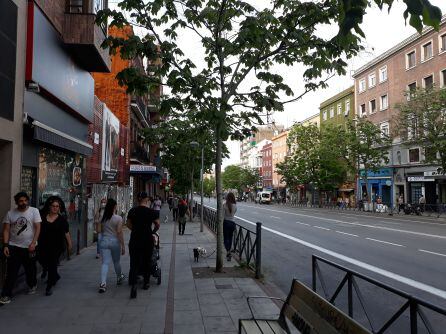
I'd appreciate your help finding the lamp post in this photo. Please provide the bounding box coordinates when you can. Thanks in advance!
[190,141,204,231]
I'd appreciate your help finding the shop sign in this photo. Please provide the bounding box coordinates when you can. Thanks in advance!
[407,176,434,182]
[424,169,444,177]
[101,105,120,181]
[130,165,157,173]
[94,133,100,145]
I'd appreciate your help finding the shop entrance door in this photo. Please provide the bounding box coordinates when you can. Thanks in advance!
[425,182,436,204]
[382,185,391,206]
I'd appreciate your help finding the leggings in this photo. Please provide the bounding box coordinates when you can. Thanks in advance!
[223,220,235,252]
[99,236,122,285]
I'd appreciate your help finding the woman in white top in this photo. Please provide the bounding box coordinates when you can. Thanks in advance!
[223,192,237,261]
[98,198,125,293]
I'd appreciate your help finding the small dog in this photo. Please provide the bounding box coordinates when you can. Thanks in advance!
[193,247,207,262]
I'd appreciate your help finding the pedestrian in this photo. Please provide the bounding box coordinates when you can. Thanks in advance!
[172,196,179,221]
[127,192,160,299]
[38,196,72,296]
[178,198,190,235]
[94,198,107,259]
[1,192,41,304]
[223,192,237,261]
[191,197,196,218]
[398,194,404,213]
[419,194,426,212]
[98,198,126,293]
[153,196,162,219]
[167,196,173,211]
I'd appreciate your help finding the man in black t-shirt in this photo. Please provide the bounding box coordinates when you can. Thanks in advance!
[126,192,160,299]
[178,198,190,235]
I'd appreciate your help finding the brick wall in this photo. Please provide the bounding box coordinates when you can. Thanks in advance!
[86,96,103,184]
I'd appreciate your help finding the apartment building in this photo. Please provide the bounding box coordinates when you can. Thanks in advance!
[320,86,355,127]
[300,113,320,128]
[272,130,289,198]
[353,17,446,205]
[261,142,273,190]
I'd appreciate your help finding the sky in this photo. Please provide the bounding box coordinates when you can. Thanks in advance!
[110,0,446,168]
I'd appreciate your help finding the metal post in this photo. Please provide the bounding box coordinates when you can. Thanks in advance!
[255,222,262,279]
[312,256,317,291]
[200,147,204,232]
[348,273,353,317]
[410,300,418,334]
[190,163,194,222]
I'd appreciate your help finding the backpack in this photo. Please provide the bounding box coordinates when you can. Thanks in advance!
[178,202,188,217]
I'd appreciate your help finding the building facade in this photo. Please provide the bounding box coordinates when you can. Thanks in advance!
[21,0,110,252]
[300,113,320,128]
[319,86,355,127]
[261,142,273,190]
[353,17,446,205]
[271,130,289,198]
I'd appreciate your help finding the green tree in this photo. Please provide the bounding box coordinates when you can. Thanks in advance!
[98,0,441,271]
[346,119,391,202]
[203,177,216,197]
[394,87,446,174]
[222,165,258,194]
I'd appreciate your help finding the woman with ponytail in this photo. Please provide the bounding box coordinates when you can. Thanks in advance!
[223,192,237,261]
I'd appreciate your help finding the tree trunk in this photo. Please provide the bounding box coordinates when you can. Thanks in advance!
[215,123,224,272]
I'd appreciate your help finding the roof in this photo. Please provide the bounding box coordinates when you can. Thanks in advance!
[320,86,354,109]
[353,15,446,78]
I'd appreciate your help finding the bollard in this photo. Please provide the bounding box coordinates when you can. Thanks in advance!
[255,222,262,279]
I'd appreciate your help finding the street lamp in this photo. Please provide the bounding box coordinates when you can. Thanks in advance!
[190,141,204,232]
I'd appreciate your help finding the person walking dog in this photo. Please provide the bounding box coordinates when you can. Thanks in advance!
[38,196,72,296]
[98,198,126,293]
[1,192,41,304]
[223,192,237,261]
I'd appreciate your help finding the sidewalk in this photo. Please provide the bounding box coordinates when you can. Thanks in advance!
[0,207,281,334]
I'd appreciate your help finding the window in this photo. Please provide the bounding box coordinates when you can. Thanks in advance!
[323,110,327,120]
[380,94,388,110]
[440,33,446,53]
[359,79,366,92]
[409,148,420,163]
[380,122,389,137]
[422,41,433,61]
[337,104,342,115]
[345,100,350,116]
[369,99,376,114]
[379,66,388,83]
[406,50,416,69]
[407,82,417,100]
[368,73,376,88]
[423,75,434,89]
[359,104,366,117]
[330,107,334,118]
[441,69,446,88]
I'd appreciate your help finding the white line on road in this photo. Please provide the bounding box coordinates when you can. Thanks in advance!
[365,238,405,247]
[296,222,310,226]
[335,231,359,237]
[419,249,446,258]
[313,226,330,231]
[242,204,446,240]
[231,213,446,300]
[270,216,281,219]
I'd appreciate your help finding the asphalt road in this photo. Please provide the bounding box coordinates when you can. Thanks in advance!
[200,198,446,332]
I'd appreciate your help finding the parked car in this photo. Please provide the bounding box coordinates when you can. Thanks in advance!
[255,192,272,204]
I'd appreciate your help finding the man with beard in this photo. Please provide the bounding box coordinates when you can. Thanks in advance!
[1,192,42,304]
[126,192,160,299]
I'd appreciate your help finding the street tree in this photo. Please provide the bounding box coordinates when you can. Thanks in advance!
[203,177,216,197]
[222,165,259,194]
[394,87,446,175]
[346,119,391,202]
[98,0,441,271]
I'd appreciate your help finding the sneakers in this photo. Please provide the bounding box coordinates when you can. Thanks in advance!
[98,283,106,293]
[45,287,53,296]
[0,296,11,304]
[27,286,37,295]
[117,274,126,286]
[142,282,150,290]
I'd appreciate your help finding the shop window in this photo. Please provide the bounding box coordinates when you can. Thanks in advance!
[408,148,420,163]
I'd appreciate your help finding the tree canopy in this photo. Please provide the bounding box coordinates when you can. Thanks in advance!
[222,165,259,193]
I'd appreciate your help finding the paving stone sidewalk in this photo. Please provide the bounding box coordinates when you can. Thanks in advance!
[0,207,281,334]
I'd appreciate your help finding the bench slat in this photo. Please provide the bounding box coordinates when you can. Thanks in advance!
[266,320,288,334]
[240,320,264,334]
[256,320,276,334]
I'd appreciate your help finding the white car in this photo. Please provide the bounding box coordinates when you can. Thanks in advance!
[255,192,272,204]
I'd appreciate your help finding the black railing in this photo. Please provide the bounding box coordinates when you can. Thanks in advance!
[198,204,262,278]
[312,255,446,334]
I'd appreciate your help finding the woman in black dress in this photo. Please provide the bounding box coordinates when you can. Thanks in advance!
[39,196,72,296]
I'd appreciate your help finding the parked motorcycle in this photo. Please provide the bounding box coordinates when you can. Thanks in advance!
[404,203,421,216]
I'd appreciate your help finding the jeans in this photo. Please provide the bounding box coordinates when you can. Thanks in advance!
[1,245,37,297]
[96,233,102,255]
[223,220,236,253]
[99,236,122,285]
[172,208,179,221]
[178,216,186,235]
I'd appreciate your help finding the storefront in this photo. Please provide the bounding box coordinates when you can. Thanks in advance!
[129,164,163,202]
[407,175,436,204]
[358,168,393,206]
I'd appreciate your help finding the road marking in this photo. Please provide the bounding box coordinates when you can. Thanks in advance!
[231,213,446,300]
[365,238,405,247]
[241,204,446,240]
[314,226,330,231]
[335,231,359,237]
[296,222,310,226]
[270,216,280,219]
[419,249,446,258]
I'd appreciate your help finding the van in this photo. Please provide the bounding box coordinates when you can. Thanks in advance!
[255,192,272,204]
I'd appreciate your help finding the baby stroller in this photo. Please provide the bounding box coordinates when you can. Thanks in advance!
[151,232,161,285]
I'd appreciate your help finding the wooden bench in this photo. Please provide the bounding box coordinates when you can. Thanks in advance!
[239,279,371,334]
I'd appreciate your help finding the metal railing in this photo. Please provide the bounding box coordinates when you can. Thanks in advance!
[197,204,262,278]
[312,255,446,334]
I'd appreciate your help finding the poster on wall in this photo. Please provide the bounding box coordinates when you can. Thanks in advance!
[102,105,120,181]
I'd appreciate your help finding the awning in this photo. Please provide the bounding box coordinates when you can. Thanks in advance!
[130,164,162,175]
[33,120,93,156]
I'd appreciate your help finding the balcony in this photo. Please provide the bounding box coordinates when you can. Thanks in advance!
[131,95,149,126]
[130,141,150,164]
[63,1,111,72]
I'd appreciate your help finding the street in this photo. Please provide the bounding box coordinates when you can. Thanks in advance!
[202,198,446,331]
